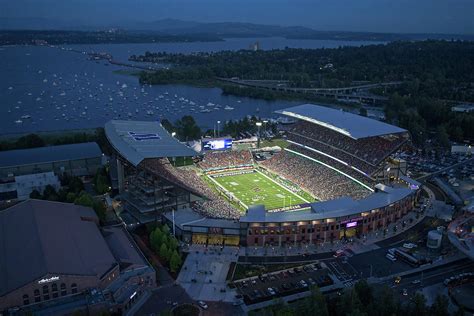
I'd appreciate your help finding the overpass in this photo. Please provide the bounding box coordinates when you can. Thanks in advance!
[217,78,399,104]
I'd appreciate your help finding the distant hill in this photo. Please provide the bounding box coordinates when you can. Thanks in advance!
[1,17,473,42]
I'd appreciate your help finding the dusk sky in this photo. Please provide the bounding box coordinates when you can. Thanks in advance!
[1,0,473,34]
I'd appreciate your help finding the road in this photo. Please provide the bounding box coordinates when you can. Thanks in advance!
[377,258,474,300]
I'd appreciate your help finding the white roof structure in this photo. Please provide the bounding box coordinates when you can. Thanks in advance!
[105,120,197,166]
[276,104,407,139]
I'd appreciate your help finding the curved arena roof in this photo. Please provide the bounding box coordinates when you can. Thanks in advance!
[240,186,415,223]
[276,104,407,139]
[105,120,197,166]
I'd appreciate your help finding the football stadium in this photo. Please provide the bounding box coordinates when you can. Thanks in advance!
[106,103,421,247]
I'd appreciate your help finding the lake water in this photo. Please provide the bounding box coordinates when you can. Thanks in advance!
[0,37,385,135]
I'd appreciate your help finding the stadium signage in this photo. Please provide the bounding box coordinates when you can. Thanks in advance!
[346,221,358,228]
[269,204,310,213]
[38,276,60,284]
[341,217,362,224]
[128,132,161,141]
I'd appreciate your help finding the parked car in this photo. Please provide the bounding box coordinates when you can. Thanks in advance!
[198,301,208,309]
[267,287,276,296]
[403,243,417,249]
[299,280,308,288]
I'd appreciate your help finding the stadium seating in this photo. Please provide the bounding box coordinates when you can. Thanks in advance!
[198,150,254,171]
[261,149,371,201]
[289,120,408,166]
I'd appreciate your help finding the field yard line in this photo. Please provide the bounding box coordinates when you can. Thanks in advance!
[207,175,249,209]
[255,169,310,204]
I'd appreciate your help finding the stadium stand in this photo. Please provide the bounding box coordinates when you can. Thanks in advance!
[289,120,408,166]
[261,149,371,201]
[198,150,254,171]
[141,159,241,219]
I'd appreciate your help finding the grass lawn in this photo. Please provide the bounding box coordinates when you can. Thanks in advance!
[209,170,310,210]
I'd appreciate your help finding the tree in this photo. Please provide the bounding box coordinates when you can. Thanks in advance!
[66,192,77,203]
[175,115,201,141]
[367,286,397,316]
[42,185,58,201]
[353,280,373,307]
[30,189,42,199]
[68,177,84,194]
[74,191,94,207]
[169,250,182,272]
[435,125,450,148]
[95,174,109,194]
[93,200,106,222]
[16,134,45,149]
[305,286,328,316]
[409,292,427,316]
[430,295,449,316]
[168,237,179,251]
[161,119,175,134]
[150,229,164,252]
[159,243,169,262]
[161,224,170,235]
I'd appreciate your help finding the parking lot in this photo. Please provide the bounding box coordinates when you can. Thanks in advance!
[233,262,334,305]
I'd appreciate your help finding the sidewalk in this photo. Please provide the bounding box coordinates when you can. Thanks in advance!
[177,245,240,302]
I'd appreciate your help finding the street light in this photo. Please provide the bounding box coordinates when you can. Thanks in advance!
[171,132,176,137]
[217,120,221,138]
[256,122,262,148]
[263,120,268,137]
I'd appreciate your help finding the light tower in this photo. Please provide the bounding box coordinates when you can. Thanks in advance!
[256,121,263,148]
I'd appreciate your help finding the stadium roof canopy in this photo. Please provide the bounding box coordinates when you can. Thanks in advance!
[0,142,101,168]
[240,186,414,223]
[276,104,407,139]
[105,120,197,166]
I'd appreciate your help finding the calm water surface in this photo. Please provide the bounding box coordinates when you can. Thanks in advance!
[0,37,385,135]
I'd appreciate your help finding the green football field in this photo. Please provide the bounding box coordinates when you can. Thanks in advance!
[209,170,311,210]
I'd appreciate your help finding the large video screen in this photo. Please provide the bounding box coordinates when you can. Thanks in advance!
[202,138,233,151]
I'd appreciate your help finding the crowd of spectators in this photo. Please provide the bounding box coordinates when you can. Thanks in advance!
[287,132,377,175]
[261,149,371,201]
[286,145,375,187]
[289,120,408,165]
[198,150,254,171]
[143,158,241,219]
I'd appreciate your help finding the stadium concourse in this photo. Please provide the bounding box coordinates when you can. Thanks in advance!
[105,104,422,248]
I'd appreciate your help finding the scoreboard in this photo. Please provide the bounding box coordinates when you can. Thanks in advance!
[202,138,233,151]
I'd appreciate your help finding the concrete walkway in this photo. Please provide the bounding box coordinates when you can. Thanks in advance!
[178,246,240,302]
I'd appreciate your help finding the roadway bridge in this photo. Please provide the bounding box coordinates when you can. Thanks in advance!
[217,78,400,104]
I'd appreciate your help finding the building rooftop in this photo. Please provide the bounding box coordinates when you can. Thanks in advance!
[0,200,117,297]
[0,142,102,169]
[276,104,407,139]
[240,186,414,223]
[105,120,197,166]
[102,226,148,270]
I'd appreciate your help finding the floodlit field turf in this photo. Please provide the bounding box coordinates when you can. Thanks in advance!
[209,170,310,210]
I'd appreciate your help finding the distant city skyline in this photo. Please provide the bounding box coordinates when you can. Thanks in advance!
[1,0,473,34]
